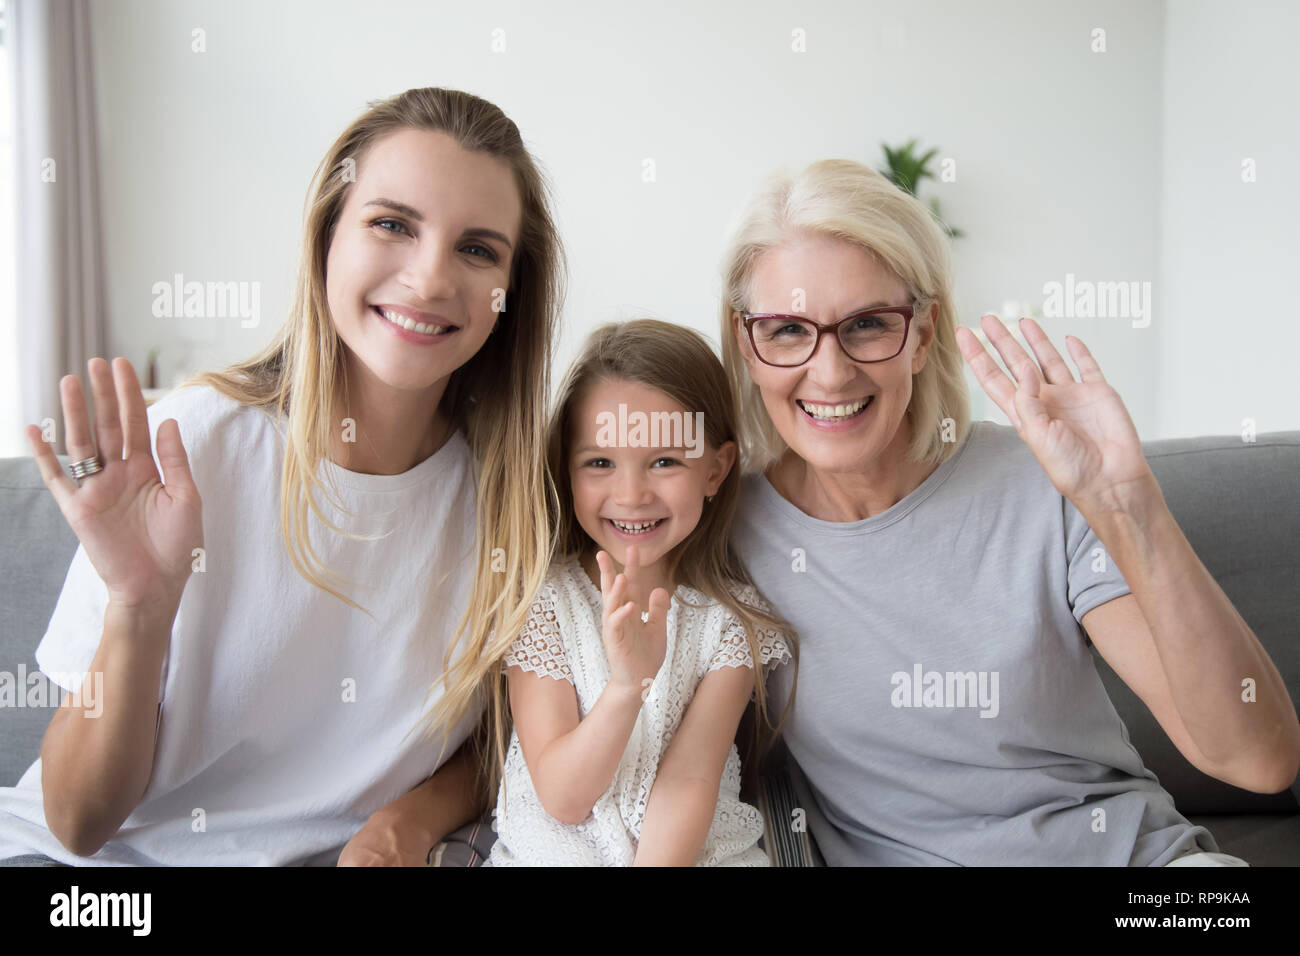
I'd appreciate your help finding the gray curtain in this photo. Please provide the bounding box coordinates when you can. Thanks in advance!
[10,0,107,454]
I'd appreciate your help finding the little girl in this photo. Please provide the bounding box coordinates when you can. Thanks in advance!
[487,319,798,866]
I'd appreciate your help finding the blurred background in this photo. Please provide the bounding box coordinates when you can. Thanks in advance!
[1,0,1297,457]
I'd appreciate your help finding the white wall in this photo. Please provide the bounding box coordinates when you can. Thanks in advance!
[1156,0,1300,439]
[75,0,1290,442]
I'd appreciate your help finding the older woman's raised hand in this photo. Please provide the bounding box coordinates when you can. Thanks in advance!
[955,316,1156,519]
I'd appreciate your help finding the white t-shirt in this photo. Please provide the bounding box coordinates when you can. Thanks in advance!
[0,384,482,865]
[486,556,792,866]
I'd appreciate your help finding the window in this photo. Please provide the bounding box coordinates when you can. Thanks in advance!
[0,0,21,457]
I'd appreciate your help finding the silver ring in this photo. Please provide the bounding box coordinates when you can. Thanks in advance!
[69,455,104,480]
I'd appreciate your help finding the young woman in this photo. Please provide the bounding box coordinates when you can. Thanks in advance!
[0,87,563,866]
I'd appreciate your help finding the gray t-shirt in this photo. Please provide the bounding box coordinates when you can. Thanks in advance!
[731,420,1215,866]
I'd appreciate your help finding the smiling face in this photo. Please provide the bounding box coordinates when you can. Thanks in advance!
[324,127,522,395]
[568,377,736,580]
[735,231,935,478]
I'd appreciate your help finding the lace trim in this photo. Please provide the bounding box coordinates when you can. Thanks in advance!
[707,581,793,674]
[707,614,793,673]
[500,590,574,684]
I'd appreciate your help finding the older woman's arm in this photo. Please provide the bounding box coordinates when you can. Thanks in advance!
[1082,544,1298,793]
[958,315,1300,794]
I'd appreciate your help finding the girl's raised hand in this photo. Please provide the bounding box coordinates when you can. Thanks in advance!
[26,358,204,612]
[595,546,670,699]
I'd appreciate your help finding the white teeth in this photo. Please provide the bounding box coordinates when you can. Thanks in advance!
[610,518,662,534]
[380,308,452,335]
[799,397,870,420]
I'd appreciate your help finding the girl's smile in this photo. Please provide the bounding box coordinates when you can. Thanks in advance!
[604,516,669,538]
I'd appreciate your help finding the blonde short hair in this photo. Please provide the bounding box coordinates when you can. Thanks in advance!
[719,158,970,473]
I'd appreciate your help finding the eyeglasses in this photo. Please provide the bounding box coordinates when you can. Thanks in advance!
[740,302,925,368]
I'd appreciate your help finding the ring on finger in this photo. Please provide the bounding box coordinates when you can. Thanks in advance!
[69,455,104,480]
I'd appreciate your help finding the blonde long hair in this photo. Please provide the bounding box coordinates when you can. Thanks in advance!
[719,158,970,473]
[195,87,564,797]
[533,319,799,779]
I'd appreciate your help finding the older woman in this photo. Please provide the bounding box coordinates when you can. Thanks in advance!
[722,158,1300,866]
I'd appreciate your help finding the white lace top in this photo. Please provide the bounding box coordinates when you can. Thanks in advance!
[487,556,793,866]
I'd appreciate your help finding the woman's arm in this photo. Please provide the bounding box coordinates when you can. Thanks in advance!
[1082,508,1299,792]
[959,316,1300,792]
[338,734,487,866]
[507,663,644,825]
[40,600,176,857]
[28,358,202,857]
[634,663,755,866]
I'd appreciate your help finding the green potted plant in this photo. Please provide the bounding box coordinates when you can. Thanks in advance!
[880,139,963,238]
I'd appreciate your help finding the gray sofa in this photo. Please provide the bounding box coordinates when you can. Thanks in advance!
[2,431,1298,865]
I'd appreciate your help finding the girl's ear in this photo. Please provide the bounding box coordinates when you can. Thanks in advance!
[707,439,739,495]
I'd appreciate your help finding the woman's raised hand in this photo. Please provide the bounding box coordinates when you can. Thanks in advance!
[596,546,670,699]
[955,316,1156,518]
[26,358,204,612]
